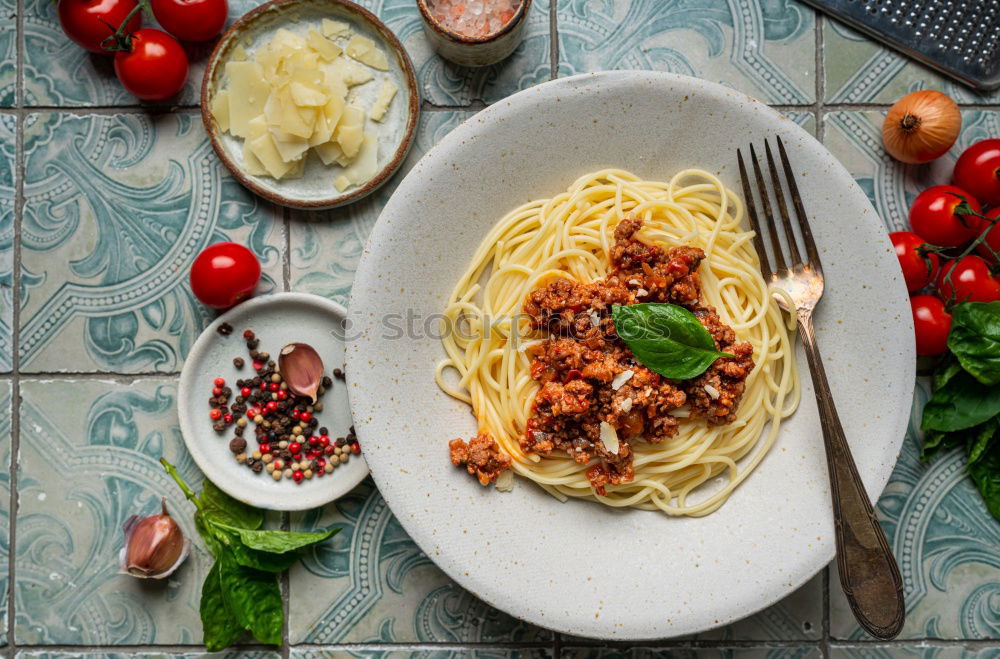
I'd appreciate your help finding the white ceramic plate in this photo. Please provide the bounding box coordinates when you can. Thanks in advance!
[346,71,915,639]
[201,0,419,210]
[179,293,368,510]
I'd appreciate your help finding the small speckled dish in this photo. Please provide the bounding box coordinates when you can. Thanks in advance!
[201,0,419,210]
[179,293,367,511]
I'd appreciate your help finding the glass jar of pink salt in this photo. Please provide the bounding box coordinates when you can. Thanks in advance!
[417,0,531,67]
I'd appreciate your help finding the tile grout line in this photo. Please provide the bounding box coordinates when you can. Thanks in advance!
[549,0,558,80]
[8,0,25,650]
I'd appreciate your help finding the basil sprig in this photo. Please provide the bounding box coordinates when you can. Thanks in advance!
[161,459,339,651]
[612,303,733,380]
[920,302,1000,521]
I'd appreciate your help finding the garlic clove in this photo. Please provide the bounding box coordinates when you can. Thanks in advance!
[120,499,191,579]
[279,342,325,402]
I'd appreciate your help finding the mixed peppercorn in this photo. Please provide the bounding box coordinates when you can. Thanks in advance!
[208,323,359,484]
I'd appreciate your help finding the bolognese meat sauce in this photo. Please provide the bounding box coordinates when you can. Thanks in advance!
[449,218,755,495]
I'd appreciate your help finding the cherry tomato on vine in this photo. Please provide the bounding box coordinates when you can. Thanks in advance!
[953,140,1000,207]
[936,255,1000,304]
[975,207,1000,263]
[151,0,228,42]
[190,243,261,309]
[113,29,188,101]
[890,231,940,292]
[910,295,952,356]
[909,185,983,247]
[58,0,142,53]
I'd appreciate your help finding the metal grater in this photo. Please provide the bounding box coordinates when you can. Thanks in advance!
[799,0,1000,90]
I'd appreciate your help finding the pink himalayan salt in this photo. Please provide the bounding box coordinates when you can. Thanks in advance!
[426,0,521,38]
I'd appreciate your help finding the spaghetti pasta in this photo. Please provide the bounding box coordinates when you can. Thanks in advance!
[435,168,799,516]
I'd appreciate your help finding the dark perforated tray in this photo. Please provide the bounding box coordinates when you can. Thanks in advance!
[800,0,1000,90]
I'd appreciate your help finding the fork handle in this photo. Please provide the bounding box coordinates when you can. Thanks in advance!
[797,314,905,640]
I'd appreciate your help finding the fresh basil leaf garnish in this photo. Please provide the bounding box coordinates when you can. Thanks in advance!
[612,303,733,380]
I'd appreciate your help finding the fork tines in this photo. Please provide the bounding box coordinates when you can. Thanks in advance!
[737,138,822,278]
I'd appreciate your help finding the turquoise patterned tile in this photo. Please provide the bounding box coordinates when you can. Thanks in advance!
[14,378,210,644]
[287,479,551,643]
[0,113,13,372]
[830,646,1000,659]
[0,0,14,106]
[562,648,821,659]
[829,380,1000,640]
[557,0,816,104]
[21,0,271,106]
[290,109,473,304]
[292,650,551,659]
[0,380,10,646]
[822,110,1000,233]
[17,653,280,659]
[20,112,283,373]
[23,0,551,107]
[824,21,1000,104]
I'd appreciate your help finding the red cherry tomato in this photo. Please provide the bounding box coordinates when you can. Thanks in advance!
[889,231,940,292]
[113,29,188,101]
[909,185,983,247]
[910,295,952,356]
[150,0,228,42]
[58,0,142,53]
[936,255,1000,304]
[976,207,1000,263]
[190,243,261,309]
[953,140,1000,207]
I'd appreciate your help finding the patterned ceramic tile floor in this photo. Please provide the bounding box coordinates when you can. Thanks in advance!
[1,0,998,656]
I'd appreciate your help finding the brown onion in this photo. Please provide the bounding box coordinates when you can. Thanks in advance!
[882,90,961,164]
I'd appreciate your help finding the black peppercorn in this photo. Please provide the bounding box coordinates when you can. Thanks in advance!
[229,438,247,453]
[233,357,245,369]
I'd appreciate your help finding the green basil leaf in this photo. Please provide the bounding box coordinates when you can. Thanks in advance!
[933,355,963,391]
[968,419,998,467]
[199,480,263,530]
[612,303,732,380]
[217,550,283,646]
[920,430,965,461]
[200,560,244,652]
[948,302,1000,386]
[194,511,225,559]
[921,370,1000,432]
[236,528,339,554]
[966,437,1000,522]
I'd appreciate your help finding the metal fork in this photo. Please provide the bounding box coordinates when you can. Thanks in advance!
[738,138,905,640]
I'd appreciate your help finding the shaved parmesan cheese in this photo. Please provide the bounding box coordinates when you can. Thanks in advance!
[307,28,342,61]
[346,34,389,70]
[671,405,691,418]
[369,80,397,122]
[321,18,350,38]
[599,422,620,455]
[587,310,600,328]
[495,470,514,492]
[210,90,230,132]
[215,19,391,189]
[611,369,634,390]
[636,288,648,297]
[619,398,633,413]
[341,131,378,184]
[704,384,720,400]
[628,279,640,286]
